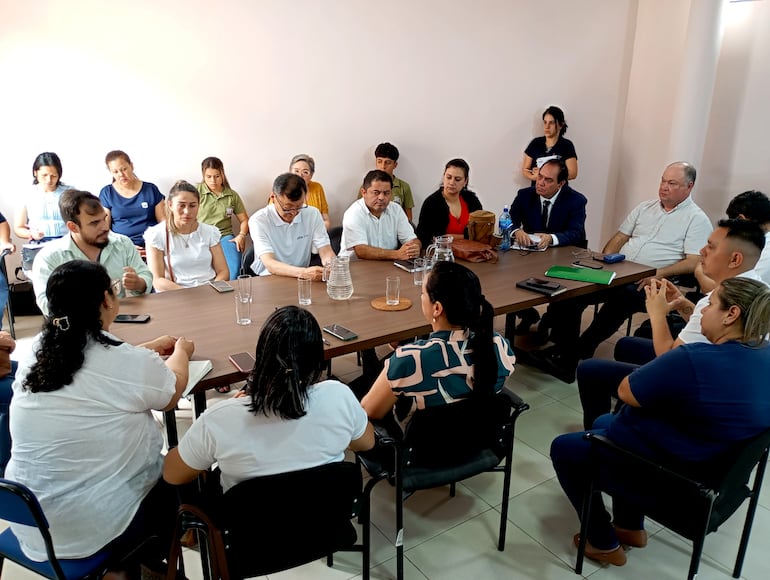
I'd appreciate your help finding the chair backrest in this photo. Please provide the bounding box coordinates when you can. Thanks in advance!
[327,226,343,255]
[0,478,51,529]
[402,392,514,468]
[218,461,362,578]
[0,478,69,579]
[239,246,255,277]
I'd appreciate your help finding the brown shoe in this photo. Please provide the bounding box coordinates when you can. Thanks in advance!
[614,525,648,548]
[573,533,627,566]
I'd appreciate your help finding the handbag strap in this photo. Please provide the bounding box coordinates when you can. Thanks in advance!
[165,227,176,283]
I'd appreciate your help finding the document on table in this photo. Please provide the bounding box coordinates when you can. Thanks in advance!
[182,360,213,397]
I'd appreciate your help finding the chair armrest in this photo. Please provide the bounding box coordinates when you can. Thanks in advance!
[499,388,530,416]
[584,432,710,494]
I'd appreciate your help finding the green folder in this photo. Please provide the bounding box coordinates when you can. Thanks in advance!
[545,265,617,285]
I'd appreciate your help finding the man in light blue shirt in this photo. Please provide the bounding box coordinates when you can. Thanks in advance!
[32,190,152,316]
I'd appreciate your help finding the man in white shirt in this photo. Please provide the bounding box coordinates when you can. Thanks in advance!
[249,173,335,279]
[32,190,152,316]
[341,170,420,260]
[576,218,766,428]
[532,161,712,382]
[695,190,770,290]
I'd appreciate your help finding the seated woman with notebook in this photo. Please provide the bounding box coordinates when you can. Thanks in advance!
[361,261,516,436]
[144,180,229,291]
[163,306,375,493]
[5,260,193,570]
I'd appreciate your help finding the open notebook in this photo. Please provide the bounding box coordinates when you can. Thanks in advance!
[182,360,213,398]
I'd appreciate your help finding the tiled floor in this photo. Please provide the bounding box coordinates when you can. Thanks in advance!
[2,310,769,579]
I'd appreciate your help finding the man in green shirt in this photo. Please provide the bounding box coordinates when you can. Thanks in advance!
[363,142,415,221]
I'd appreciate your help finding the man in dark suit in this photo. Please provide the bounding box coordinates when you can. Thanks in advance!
[510,158,587,249]
[505,158,588,338]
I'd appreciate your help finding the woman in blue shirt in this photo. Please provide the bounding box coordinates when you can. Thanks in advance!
[99,150,164,248]
[551,277,770,567]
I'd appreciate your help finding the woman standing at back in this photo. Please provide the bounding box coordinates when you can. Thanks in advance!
[521,105,578,185]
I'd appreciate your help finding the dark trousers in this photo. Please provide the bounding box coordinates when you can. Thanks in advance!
[578,283,647,359]
[101,478,181,573]
[0,361,18,476]
[550,414,645,550]
[576,337,656,430]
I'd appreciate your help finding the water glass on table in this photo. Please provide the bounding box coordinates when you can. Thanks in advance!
[413,258,427,286]
[237,275,252,301]
[298,275,312,306]
[386,276,400,306]
[235,292,251,325]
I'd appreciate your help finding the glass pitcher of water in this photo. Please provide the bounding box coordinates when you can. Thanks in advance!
[323,255,354,300]
[424,235,455,265]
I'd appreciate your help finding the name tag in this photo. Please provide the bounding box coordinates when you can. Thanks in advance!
[141,202,149,209]
[226,207,234,217]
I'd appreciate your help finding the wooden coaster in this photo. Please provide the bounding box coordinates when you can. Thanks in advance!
[371,296,412,311]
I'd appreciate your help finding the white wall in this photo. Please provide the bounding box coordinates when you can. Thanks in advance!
[2,0,768,267]
[0,0,635,256]
[699,0,770,220]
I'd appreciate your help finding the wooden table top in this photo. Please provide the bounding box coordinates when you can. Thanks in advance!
[112,247,654,392]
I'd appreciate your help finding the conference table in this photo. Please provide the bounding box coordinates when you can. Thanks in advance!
[112,247,654,443]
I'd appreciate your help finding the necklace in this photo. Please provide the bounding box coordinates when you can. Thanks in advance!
[177,232,192,248]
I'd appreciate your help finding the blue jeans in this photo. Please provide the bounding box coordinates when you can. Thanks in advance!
[0,267,8,331]
[220,235,242,280]
[1,360,19,476]
[550,413,645,550]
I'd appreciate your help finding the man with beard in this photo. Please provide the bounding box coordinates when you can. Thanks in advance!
[32,189,151,316]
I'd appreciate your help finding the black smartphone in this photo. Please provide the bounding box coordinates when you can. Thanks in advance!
[209,280,234,293]
[114,314,151,323]
[229,352,256,373]
[323,324,358,341]
[573,260,604,270]
[529,278,561,290]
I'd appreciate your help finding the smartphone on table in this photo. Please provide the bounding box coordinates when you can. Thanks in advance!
[229,352,256,373]
[209,280,234,293]
[572,260,604,269]
[114,314,151,323]
[323,324,358,341]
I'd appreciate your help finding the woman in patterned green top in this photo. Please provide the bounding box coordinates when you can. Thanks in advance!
[361,261,516,434]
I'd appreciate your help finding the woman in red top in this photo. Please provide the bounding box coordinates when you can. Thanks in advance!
[416,158,483,247]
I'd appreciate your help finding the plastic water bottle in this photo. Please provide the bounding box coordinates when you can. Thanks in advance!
[498,205,512,251]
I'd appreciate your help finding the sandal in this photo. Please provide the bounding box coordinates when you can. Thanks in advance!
[215,385,231,394]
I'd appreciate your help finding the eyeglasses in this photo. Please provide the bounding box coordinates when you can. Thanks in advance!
[273,196,307,215]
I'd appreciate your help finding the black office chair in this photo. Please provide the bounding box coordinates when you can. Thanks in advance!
[0,477,125,579]
[357,389,529,580]
[167,461,369,580]
[238,246,255,277]
[575,429,770,579]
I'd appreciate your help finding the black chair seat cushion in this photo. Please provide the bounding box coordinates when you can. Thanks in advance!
[401,449,502,491]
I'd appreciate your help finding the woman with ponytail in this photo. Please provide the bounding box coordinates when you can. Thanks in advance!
[5,260,194,566]
[163,306,374,492]
[361,261,517,435]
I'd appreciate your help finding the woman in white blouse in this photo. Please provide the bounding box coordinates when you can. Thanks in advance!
[144,180,229,291]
